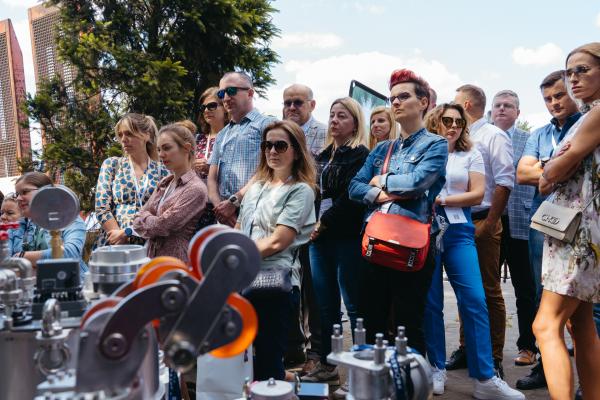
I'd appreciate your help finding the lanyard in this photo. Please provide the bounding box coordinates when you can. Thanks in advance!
[551,132,558,150]
[158,180,177,209]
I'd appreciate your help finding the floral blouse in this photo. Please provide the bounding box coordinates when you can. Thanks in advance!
[195,133,217,179]
[95,157,168,245]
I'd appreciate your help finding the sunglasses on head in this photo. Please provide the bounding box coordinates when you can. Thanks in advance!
[441,116,466,129]
[283,99,305,108]
[217,86,251,99]
[261,140,291,153]
[200,102,219,113]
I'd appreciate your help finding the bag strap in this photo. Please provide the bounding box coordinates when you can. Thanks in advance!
[382,140,397,174]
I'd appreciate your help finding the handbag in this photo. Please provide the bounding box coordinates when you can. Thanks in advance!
[530,190,599,243]
[242,266,293,298]
[361,140,431,272]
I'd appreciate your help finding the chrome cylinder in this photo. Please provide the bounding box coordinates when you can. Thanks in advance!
[89,245,150,295]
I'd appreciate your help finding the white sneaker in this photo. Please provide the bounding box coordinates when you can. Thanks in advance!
[473,376,525,400]
[432,367,447,395]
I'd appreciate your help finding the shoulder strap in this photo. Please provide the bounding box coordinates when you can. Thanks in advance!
[382,140,396,174]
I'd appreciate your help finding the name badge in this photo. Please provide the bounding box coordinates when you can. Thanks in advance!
[444,206,467,224]
[319,198,333,218]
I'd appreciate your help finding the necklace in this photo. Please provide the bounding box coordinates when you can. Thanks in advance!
[581,99,600,114]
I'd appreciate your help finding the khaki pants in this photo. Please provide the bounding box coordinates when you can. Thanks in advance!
[460,218,506,362]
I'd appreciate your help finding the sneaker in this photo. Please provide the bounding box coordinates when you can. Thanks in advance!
[432,367,447,395]
[300,358,318,377]
[332,382,348,399]
[473,376,525,400]
[445,347,468,370]
[300,361,339,384]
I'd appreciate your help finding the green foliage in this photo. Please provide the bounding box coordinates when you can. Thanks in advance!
[516,120,533,133]
[24,0,280,211]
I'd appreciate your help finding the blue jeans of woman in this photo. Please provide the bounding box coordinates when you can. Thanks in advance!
[246,287,300,380]
[309,236,362,364]
[424,212,495,379]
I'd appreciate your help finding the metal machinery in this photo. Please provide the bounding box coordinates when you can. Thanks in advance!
[327,319,433,400]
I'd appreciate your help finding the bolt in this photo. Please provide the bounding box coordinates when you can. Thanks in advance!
[225,255,240,269]
[161,287,185,312]
[167,341,196,371]
[225,321,237,337]
[102,333,127,359]
[397,326,406,339]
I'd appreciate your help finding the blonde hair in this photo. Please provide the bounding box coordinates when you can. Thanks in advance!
[158,123,196,163]
[326,97,366,149]
[175,120,198,135]
[368,106,398,149]
[254,120,317,191]
[115,113,159,160]
[566,42,600,65]
[424,103,472,152]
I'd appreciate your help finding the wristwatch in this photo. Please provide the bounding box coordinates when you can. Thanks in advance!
[124,227,133,237]
[228,194,241,208]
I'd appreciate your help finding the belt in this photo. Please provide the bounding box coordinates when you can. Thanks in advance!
[471,209,489,221]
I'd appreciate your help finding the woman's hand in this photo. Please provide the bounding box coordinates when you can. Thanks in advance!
[310,221,325,241]
[555,141,571,158]
[107,229,128,245]
[369,175,382,188]
[194,157,209,175]
[375,191,402,204]
[538,175,554,196]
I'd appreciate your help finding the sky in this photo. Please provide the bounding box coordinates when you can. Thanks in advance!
[1,0,599,145]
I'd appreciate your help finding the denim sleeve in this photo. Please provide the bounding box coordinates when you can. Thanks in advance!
[41,218,86,261]
[522,129,541,159]
[385,139,448,197]
[348,148,380,205]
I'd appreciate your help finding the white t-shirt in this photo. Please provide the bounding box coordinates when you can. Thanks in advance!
[439,149,485,198]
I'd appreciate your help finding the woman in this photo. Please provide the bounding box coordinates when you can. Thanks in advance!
[423,104,523,398]
[349,69,447,356]
[1,193,20,223]
[534,42,600,400]
[9,172,87,274]
[133,124,207,263]
[368,106,398,149]
[237,120,316,381]
[301,97,369,385]
[195,87,228,179]
[95,113,168,246]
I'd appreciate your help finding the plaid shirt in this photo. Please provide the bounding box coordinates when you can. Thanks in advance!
[506,126,535,240]
[209,109,276,199]
[301,116,327,157]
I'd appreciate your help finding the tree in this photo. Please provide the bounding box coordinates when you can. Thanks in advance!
[24,0,280,211]
[516,120,533,133]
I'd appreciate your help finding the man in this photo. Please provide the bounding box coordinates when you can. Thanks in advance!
[449,84,514,378]
[207,71,276,226]
[515,70,581,390]
[491,90,537,368]
[427,87,438,112]
[283,84,327,156]
[281,84,325,373]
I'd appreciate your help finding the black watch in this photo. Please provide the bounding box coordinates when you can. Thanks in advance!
[228,195,241,208]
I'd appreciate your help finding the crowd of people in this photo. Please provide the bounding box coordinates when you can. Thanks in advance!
[2,41,598,400]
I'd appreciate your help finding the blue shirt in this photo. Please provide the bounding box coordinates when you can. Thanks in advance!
[208,109,276,199]
[349,128,447,230]
[8,216,88,275]
[523,112,581,216]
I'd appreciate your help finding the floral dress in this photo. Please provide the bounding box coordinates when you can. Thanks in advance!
[95,157,169,246]
[541,108,600,303]
[195,133,217,228]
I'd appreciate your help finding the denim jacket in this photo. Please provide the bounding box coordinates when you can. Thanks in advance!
[349,128,448,231]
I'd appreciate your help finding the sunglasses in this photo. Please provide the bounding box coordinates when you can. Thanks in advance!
[388,92,412,104]
[441,117,466,129]
[261,140,291,153]
[565,65,596,79]
[283,99,305,108]
[200,102,219,113]
[217,86,251,99]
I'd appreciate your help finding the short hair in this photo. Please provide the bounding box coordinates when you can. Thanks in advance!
[158,123,196,163]
[115,113,159,160]
[456,84,486,113]
[540,70,566,90]
[493,90,520,109]
[284,84,314,100]
[222,71,254,88]
[327,97,366,149]
[424,103,472,152]
[429,88,437,105]
[389,69,431,116]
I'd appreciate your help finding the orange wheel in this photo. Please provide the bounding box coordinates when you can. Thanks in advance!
[210,293,258,358]
[80,297,121,328]
[133,257,195,289]
[188,225,229,277]
[136,263,197,288]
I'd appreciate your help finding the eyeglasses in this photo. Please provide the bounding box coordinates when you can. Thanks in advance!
[441,117,466,129]
[200,102,219,113]
[261,140,291,153]
[565,65,594,79]
[217,87,251,99]
[388,92,412,104]
[283,99,305,108]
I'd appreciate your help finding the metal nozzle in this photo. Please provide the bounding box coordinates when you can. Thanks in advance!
[332,324,344,353]
[354,317,366,346]
[374,333,385,365]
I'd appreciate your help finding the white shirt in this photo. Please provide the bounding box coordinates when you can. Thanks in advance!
[439,149,485,198]
[469,118,515,212]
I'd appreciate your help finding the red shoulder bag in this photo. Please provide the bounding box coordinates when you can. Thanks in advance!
[361,141,431,272]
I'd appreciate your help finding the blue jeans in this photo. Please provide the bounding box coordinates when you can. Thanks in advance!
[424,218,495,379]
[529,227,545,307]
[309,236,362,363]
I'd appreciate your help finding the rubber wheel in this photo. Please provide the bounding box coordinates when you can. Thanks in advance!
[210,293,258,358]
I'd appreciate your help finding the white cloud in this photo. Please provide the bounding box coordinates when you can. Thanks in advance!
[0,0,40,8]
[353,2,385,15]
[272,33,343,50]
[255,51,463,123]
[512,43,564,67]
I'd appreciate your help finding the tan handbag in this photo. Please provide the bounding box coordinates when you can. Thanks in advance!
[530,191,598,243]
